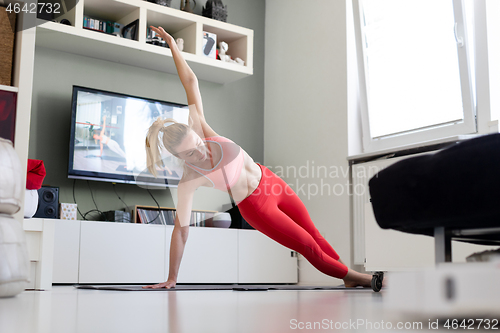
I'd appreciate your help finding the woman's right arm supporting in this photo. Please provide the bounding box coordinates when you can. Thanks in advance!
[143,180,196,289]
[143,214,188,289]
[166,216,189,284]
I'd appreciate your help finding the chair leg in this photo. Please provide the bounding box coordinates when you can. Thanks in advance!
[434,226,452,264]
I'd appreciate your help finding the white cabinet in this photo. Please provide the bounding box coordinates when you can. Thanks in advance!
[52,221,298,284]
[174,227,238,283]
[79,221,165,283]
[52,219,80,283]
[238,229,298,283]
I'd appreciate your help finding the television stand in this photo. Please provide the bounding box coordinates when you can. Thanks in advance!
[48,219,298,284]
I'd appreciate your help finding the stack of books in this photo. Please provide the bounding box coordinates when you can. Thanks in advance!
[135,207,217,227]
[83,15,122,35]
[136,208,176,225]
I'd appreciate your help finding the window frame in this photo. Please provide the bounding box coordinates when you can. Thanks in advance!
[352,0,477,153]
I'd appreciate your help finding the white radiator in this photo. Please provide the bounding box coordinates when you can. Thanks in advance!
[351,158,393,265]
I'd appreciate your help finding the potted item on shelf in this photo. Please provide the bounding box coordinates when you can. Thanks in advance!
[203,0,227,22]
[213,212,231,228]
[146,0,172,7]
[24,159,47,219]
[205,212,231,228]
[180,0,196,13]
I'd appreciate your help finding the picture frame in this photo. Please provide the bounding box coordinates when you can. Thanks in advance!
[122,19,139,40]
[202,31,217,59]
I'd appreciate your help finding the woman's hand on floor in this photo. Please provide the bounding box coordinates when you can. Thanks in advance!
[143,280,177,289]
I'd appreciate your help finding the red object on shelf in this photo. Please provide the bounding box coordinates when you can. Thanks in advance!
[0,90,17,144]
[26,159,47,190]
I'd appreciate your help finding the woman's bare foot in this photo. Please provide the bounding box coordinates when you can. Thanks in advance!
[342,269,374,288]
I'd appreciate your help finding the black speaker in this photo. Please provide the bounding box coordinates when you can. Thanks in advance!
[34,186,59,219]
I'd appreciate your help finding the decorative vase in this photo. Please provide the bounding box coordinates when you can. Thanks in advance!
[147,0,172,7]
[212,212,231,228]
[202,0,227,22]
[180,0,196,13]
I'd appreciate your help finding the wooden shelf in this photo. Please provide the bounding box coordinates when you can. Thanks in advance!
[34,0,253,84]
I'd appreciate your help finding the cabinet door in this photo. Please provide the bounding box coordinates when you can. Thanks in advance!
[53,220,81,283]
[171,227,238,283]
[79,222,165,284]
[238,230,298,283]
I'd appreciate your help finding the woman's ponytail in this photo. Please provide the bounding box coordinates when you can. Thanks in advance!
[145,117,190,177]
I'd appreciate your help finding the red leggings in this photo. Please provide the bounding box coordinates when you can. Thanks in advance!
[237,163,349,279]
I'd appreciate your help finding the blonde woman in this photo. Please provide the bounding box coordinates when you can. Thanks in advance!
[143,26,380,290]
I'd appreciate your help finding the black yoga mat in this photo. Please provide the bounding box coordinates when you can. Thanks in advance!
[75,284,368,291]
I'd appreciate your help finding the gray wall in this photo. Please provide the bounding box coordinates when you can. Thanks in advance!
[265,0,352,285]
[28,0,265,218]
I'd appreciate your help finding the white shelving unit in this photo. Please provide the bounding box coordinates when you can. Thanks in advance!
[2,0,276,286]
[1,0,38,225]
[4,0,253,221]
[35,0,253,83]
[0,84,19,93]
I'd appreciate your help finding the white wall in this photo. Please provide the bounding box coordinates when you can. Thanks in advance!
[265,0,351,285]
[347,0,363,156]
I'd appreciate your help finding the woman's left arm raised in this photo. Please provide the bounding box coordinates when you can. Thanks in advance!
[150,26,218,138]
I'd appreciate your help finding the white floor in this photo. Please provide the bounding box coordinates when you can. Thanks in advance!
[0,285,472,333]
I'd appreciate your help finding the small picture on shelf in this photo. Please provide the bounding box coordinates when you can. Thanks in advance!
[202,31,217,59]
[122,19,139,41]
[147,0,172,7]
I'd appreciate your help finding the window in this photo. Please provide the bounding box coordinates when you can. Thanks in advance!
[353,0,476,152]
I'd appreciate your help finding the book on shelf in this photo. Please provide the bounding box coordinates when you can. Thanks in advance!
[83,16,122,35]
[133,205,216,227]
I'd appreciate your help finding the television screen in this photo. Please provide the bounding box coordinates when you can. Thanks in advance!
[68,86,189,187]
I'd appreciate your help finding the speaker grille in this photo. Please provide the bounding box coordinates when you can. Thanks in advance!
[34,186,59,219]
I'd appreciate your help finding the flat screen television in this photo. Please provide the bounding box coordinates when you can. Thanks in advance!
[68,86,189,187]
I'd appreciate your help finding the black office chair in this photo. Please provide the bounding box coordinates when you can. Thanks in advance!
[368,133,500,263]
